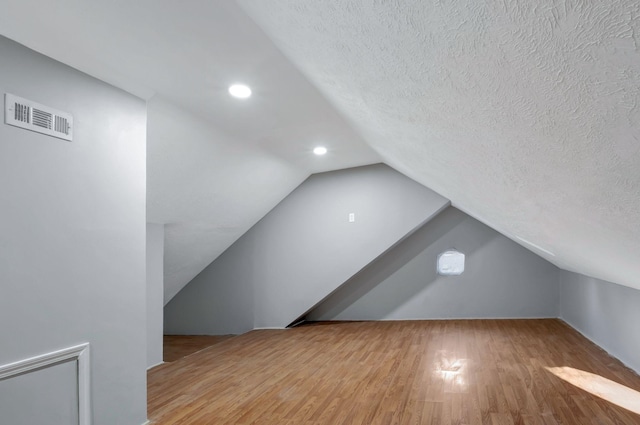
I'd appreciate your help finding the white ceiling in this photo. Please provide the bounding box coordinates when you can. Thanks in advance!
[2,1,639,293]
[237,0,640,291]
[0,0,380,302]
[147,97,304,303]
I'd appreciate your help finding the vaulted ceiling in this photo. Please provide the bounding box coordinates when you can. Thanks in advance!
[2,0,639,296]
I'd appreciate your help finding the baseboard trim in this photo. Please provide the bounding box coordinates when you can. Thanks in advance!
[252,327,286,330]
[307,316,558,322]
[147,361,164,370]
[559,318,640,376]
[0,343,91,425]
[381,316,559,320]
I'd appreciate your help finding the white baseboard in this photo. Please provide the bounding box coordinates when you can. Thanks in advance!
[311,316,558,322]
[252,326,286,330]
[559,318,640,376]
[147,361,164,370]
[0,343,91,425]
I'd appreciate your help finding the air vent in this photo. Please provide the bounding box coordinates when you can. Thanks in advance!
[4,93,73,141]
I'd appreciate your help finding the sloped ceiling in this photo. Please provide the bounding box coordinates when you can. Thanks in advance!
[0,0,380,303]
[147,97,303,303]
[237,0,640,290]
[1,0,639,293]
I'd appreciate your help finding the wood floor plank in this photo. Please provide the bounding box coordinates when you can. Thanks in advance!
[148,320,640,424]
[162,334,235,362]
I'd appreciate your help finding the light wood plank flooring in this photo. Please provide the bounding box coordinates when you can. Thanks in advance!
[148,320,640,424]
[163,335,235,363]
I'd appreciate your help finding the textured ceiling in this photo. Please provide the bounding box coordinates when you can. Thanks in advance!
[1,0,639,295]
[238,0,640,290]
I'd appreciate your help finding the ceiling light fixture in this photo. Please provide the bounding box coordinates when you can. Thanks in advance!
[313,146,327,156]
[228,84,251,99]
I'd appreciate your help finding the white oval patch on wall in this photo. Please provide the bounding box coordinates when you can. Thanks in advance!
[437,250,465,276]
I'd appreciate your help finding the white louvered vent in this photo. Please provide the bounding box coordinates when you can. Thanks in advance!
[4,93,73,141]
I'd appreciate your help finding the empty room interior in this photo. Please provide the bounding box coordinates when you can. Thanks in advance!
[1,1,640,424]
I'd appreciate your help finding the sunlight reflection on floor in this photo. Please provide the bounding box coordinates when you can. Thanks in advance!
[435,355,468,393]
[546,366,640,415]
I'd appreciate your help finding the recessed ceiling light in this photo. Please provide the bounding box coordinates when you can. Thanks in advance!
[313,146,327,155]
[228,84,251,99]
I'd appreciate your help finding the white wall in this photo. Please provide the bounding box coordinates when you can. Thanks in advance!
[309,207,560,320]
[0,36,147,424]
[0,360,78,425]
[560,270,640,374]
[146,223,164,369]
[147,96,306,305]
[164,164,450,334]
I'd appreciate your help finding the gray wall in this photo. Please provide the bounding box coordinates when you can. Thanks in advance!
[147,95,305,305]
[0,360,78,425]
[147,223,164,369]
[164,227,256,335]
[165,164,449,334]
[560,270,640,374]
[0,36,147,425]
[309,207,560,320]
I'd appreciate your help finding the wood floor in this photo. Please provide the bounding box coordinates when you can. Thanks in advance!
[163,335,235,362]
[148,320,640,424]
